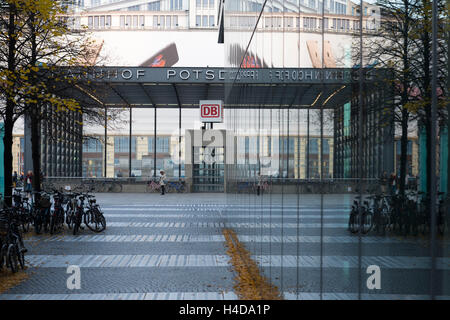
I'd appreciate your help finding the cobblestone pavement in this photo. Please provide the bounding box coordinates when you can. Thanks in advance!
[1,193,449,300]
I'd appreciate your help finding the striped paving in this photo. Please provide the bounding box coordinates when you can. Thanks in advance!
[104,222,348,228]
[252,255,450,270]
[103,213,349,218]
[25,254,230,268]
[2,193,449,300]
[23,254,450,270]
[0,292,238,300]
[2,292,449,300]
[24,234,440,245]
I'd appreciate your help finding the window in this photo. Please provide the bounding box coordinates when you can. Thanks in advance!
[323,140,330,154]
[284,17,293,27]
[139,15,144,27]
[127,5,140,11]
[202,15,208,27]
[148,1,161,11]
[106,15,111,28]
[88,16,93,28]
[114,137,136,153]
[209,15,214,27]
[94,16,99,28]
[309,139,319,154]
[203,0,208,8]
[156,137,169,153]
[100,16,105,28]
[83,139,102,153]
[209,0,214,8]
[166,16,171,28]
[169,0,183,10]
[173,15,178,27]
[126,15,131,26]
[132,15,138,27]
[196,15,201,26]
[148,137,154,152]
[196,0,201,8]
[159,15,165,27]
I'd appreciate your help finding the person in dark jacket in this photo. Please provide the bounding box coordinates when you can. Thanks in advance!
[24,170,33,200]
[159,170,166,195]
[388,172,397,195]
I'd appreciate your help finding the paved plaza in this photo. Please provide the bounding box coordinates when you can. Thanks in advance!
[0,193,449,300]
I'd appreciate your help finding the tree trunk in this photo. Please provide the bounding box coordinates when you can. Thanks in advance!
[399,108,409,196]
[3,104,14,207]
[3,4,17,207]
[422,2,432,195]
[30,107,41,194]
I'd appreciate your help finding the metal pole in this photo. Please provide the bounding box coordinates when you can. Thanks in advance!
[179,104,182,179]
[104,105,107,178]
[430,0,438,300]
[320,0,325,300]
[358,0,364,300]
[154,107,157,178]
[129,106,132,177]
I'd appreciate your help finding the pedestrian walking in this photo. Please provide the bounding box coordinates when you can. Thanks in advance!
[12,171,18,188]
[405,173,411,190]
[24,170,33,200]
[379,171,388,194]
[159,170,166,195]
[256,172,263,196]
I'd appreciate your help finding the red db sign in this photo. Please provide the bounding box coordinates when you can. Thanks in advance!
[200,100,223,123]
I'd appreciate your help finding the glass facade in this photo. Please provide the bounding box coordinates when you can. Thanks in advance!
[222,0,448,300]
[7,0,447,300]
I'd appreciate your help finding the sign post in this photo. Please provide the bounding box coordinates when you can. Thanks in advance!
[200,100,223,123]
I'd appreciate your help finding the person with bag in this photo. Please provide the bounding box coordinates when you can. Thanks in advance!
[159,170,166,195]
[24,170,33,200]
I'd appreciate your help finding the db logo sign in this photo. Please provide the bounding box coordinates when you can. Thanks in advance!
[200,100,223,123]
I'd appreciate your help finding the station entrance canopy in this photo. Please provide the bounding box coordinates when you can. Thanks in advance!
[65,67,389,109]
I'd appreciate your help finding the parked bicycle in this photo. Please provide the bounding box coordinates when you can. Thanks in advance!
[348,195,373,234]
[31,191,52,235]
[146,179,161,193]
[166,180,186,193]
[0,208,27,273]
[349,190,449,237]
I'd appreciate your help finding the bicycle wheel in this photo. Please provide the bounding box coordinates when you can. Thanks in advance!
[361,212,373,234]
[349,209,360,234]
[86,209,106,232]
[17,246,25,270]
[7,243,18,273]
[73,211,82,235]
[84,210,96,232]
[49,213,56,235]
[111,183,122,193]
[0,243,6,269]
[34,215,42,234]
